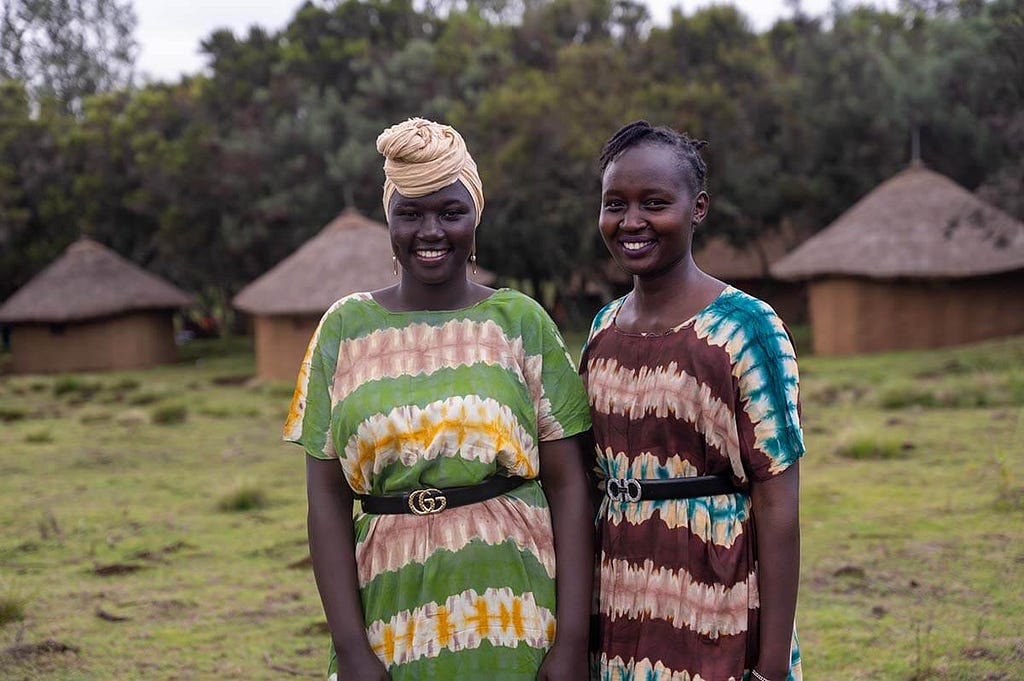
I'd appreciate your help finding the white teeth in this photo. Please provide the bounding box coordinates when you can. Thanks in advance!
[623,241,652,251]
[416,249,448,258]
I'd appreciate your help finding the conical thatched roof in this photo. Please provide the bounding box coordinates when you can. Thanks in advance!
[772,164,1024,280]
[0,237,194,324]
[233,209,495,316]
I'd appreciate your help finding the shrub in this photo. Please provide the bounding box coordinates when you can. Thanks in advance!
[53,375,101,397]
[0,406,27,422]
[995,453,1024,512]
[217,486,269,512]
[128,391,164,406]
[1007,374,1024,405]
[111,378,141,391]
[0,594,26,626]
[79,410,113,424]
[24,429,54,444]
[150,403,188,425]
[936,386,992,408]
[877,382,936,409]
[835,434,907,460]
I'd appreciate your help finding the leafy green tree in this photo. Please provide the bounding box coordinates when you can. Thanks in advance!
[0,0,137,112]
[2,0,1021,322]
[0,80,81,300]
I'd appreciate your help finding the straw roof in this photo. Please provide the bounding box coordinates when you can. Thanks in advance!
[772,164,1024,280]
[0,237,193,324]
[233,209,495,316]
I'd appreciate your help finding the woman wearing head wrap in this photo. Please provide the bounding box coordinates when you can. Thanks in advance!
[286,118,593,680]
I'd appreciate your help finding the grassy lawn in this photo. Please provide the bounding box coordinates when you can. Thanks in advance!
[1,335,1022,680]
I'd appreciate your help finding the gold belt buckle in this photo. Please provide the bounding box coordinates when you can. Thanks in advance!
[408,488,447,515]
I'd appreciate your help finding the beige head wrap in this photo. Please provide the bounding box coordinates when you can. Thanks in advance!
[377,117,484,227]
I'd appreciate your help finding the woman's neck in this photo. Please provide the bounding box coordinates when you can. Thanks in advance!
[620,255,725,332]
[387,274,483,312]
[631,255,701,312]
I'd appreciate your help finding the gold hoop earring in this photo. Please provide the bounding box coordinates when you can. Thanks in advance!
[469,252,477,275]
[392,254,399,276]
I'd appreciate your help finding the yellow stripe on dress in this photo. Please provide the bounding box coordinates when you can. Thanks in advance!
[365,587,555,667]
[342,395,537,493]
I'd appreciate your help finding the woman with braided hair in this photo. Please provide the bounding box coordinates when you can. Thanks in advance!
[285,118,593,680]
[581,121,804,681]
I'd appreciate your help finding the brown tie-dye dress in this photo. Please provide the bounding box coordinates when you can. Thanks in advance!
[581,286,805,681]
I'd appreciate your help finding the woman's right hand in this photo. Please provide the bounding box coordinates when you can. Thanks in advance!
[308,455,390,680]
[344,651,391,680]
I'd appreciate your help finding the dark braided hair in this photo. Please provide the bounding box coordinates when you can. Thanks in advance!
[598,120,709,194]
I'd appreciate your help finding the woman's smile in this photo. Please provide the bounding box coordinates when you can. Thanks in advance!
[413,246,452,264]
[618,237,658,257]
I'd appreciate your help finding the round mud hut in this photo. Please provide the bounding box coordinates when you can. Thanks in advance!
[771,164,1024,355]
[0,237,194,374]
[233,209,494,382]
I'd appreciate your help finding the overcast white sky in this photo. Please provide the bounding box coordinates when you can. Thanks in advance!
[133,0,896,82]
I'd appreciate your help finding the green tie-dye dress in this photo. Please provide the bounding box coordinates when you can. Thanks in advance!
[284,288,591,680]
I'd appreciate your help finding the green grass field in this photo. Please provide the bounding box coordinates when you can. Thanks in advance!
[1,335,1022,680]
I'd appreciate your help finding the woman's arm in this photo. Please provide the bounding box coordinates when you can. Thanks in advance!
[750,461,801,681]
[536,434,594,681]
[306,456,390,680]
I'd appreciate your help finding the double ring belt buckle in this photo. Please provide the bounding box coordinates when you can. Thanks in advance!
[606,478,642,503]
[408,488,448,515]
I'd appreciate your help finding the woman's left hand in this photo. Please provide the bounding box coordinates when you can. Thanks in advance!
[537,641,589,681]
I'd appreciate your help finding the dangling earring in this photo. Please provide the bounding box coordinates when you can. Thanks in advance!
[392,254,399,276]
[469,252,477,275]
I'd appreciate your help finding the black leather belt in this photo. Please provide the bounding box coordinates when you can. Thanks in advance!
[358,475,527,515]
[606,474,739,502]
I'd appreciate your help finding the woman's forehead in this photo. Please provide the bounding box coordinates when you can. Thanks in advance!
[602,144,692,191]
[390,180,472,208]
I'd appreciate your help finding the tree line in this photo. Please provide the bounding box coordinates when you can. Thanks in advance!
[1,0,1021,325]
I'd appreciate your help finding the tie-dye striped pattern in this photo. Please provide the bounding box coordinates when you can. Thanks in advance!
[581,286,805,681]
[284,288,591,680]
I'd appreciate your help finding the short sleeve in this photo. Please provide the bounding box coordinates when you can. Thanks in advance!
[282,306,341,460]
[579,296,624,383]
[734,311,805,483]
[527,305,592,442]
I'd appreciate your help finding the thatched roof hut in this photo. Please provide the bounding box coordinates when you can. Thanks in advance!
[772,164,1024,354]
[0,237,194,373]
[234,209,495,381]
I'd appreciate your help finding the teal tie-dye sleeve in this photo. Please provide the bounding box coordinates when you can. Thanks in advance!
[531,305,592,442]
[283,300,346,460]
[734,305,806,481]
